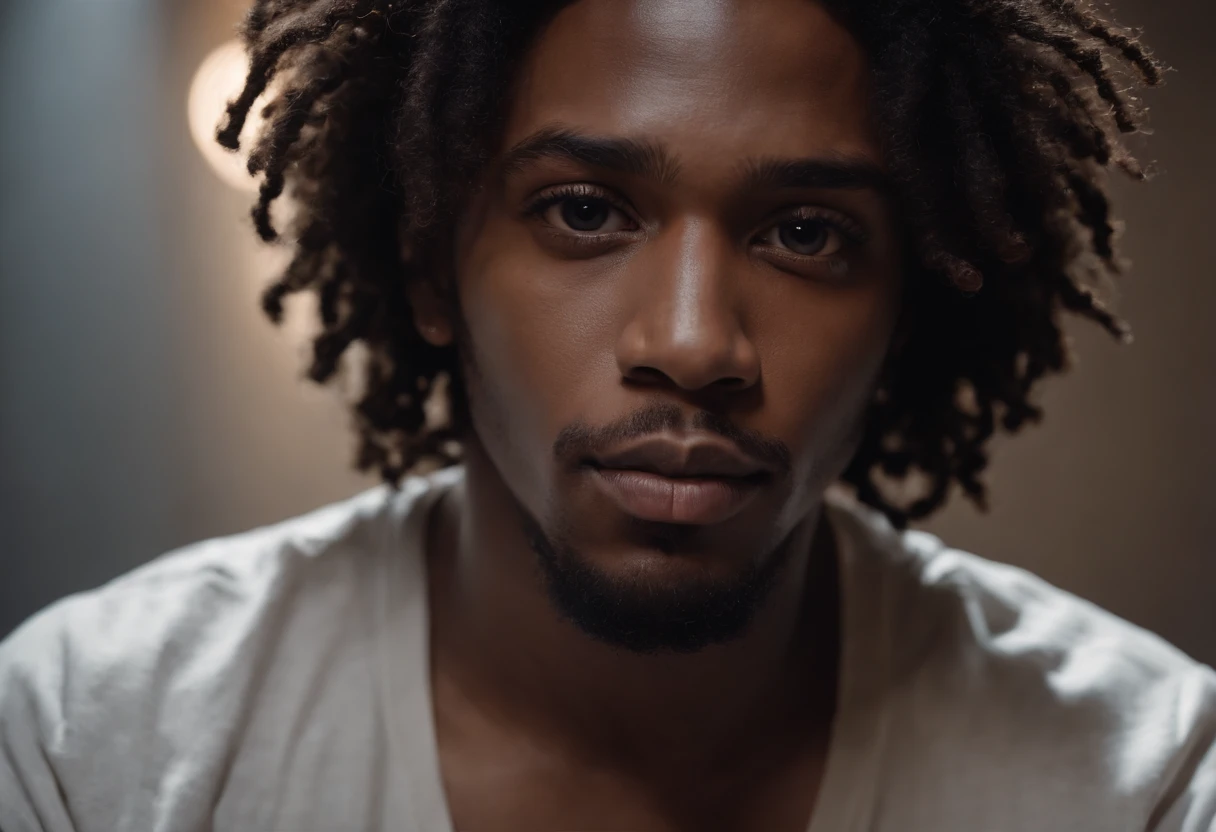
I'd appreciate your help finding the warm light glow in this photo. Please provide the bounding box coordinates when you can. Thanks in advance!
[188,39,264,192]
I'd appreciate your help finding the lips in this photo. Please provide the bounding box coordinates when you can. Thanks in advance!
[587,435,772,525]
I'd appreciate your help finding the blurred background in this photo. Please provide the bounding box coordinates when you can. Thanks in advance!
[0,0,1212,664]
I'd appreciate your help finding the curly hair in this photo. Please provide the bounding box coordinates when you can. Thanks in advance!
[217,0,1161,529]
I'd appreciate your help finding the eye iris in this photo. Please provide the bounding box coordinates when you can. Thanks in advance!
[561,198,610,231]
[778,219,829,255]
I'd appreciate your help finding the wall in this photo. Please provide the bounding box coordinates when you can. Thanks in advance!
[0,0,372,638]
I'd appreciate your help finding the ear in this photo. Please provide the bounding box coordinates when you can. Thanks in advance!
[408,277,455,348]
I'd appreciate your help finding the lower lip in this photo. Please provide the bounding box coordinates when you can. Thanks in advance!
[590,467,765,525]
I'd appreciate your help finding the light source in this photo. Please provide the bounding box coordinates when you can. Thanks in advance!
[187,39,264,192]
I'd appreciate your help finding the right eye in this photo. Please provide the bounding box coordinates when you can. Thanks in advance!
[553,197,620,232]
[527,186,637,235]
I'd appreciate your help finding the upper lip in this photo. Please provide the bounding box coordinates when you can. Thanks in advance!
[590,435,774,480]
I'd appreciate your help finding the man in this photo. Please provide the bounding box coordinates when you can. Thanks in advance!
[1,0,1212,829]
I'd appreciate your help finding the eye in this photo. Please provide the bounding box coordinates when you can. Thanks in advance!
[751,208,869,278]
[543,195,632,234]
[759,217,846,257]
[556,195,617,228]
[525,182,637,232]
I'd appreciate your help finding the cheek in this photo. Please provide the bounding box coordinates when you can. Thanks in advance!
[754,280,898,466]
[456,218,615,458]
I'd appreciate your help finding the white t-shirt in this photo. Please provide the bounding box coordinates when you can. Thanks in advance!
[1,466,1214,832]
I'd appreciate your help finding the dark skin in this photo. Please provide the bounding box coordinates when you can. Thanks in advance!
[412,0,903,828]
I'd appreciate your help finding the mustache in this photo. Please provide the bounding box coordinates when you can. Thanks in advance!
[552,402,794,478]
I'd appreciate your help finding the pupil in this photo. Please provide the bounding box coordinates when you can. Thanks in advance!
[779,220,827,254]
[562,198,610,231]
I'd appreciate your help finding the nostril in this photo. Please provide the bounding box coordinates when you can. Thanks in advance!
[623,365,669,385]
[622,367,753,394]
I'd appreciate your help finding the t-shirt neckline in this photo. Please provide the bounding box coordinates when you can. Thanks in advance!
[377,468,893,832]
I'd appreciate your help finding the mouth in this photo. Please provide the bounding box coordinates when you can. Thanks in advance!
[588,467,769,525]
[584,434,774,525]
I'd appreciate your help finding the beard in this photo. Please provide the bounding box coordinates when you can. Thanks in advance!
[520,508,798,654]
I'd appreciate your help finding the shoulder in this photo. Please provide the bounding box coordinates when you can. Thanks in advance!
[828,494,1216,827]
[827,492,1210,695]
[0,475,444,831]
[0,480,407,689]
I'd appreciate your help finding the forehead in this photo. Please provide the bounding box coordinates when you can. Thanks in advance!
[502,0,880,167]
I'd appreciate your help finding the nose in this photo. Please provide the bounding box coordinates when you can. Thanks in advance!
[615,218,761,393]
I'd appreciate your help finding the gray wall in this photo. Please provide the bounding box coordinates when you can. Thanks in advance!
[1,0,1212,662]
[0,0,372,637]
[0,0,181,632]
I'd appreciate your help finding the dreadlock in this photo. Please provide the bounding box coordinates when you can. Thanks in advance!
[217,0,1162,528]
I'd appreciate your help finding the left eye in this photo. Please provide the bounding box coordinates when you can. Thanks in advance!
[759,218,844,257]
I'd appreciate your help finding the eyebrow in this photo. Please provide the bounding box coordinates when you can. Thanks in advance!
[498,126,889,193]
[740,156,890,192]
[499,128,682,185]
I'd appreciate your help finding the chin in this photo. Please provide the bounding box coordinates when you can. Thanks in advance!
[522,512,798,654]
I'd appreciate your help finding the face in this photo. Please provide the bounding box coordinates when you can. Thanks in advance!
[424,0,902,651]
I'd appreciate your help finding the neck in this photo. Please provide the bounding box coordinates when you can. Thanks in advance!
[425,437,841,773]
